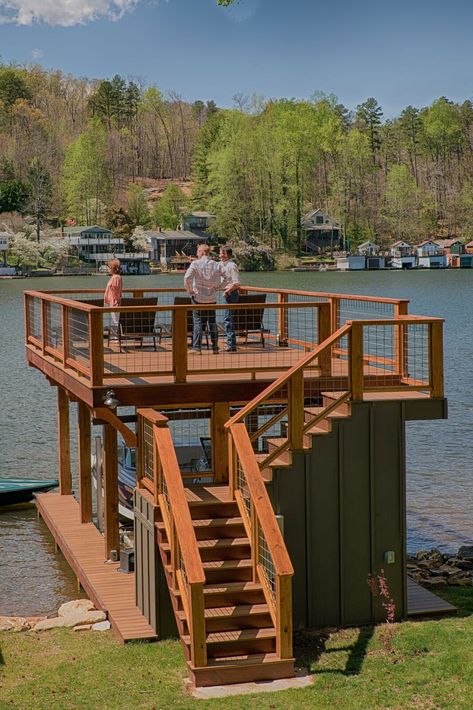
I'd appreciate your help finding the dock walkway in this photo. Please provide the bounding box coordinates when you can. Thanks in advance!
[36,492,156,643]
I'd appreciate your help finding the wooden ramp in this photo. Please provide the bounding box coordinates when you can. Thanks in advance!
[407,577,457,618]
[36,492,157,643]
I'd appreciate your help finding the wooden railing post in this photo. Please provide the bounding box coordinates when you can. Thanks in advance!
[287,370,304,450]
[251,504,258,583]
[394,302,409,378]
[277,293,289,346]
[89,309,104,386]
[429,321,444,398]
[78,402,92,524]
[62,305,69,368]
[212,402,230,483]
[57,387,72,495]
[172,307,187,383]
[317,302,332,376]
[330,296,340,334]
[349,323,363,400]
[276,574,293,659]
[41,297,47,354]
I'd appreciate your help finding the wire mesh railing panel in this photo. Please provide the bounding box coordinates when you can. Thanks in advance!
[26,295,41,341]
[338,298,396,329]
[164,408,212,475]
[45,301,63,351]
[405,323,430,387]
[258,525,276,603]
[143,420,154,483]
[362,324,396,387]
[67,306,90,369]
[103,306,174,377]
[236,456,252,523]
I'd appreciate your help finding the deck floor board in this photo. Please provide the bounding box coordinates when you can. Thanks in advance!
[36,492,157,643]
[407,577,457,617]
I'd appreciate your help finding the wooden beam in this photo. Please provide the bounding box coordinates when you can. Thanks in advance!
[349,323,364,401]
[172,307,188,383]
[78,402,92,524]
[93,407,137,448]
[57,387,72,495]
[103,422,120,560]
[212,402,230,483]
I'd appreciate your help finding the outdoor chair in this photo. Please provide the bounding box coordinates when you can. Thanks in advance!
[232,294,267,347]
[106,297,161,353]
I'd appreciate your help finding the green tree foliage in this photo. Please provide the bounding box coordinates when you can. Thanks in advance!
[0,68,32,110]
[26,158,53,241]
[0,178,29,213]
[383,164,420,240]
[356,98,383,162]
[89,75,140,129]
[151,184,187,229]
[62,119,111,224]
[127,183,151,228]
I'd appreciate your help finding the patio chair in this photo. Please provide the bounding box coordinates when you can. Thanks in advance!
[232,294,267,347]
[107,297,161,353]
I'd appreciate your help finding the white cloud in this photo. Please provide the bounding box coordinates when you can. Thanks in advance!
[31,48,44,58]
[0,0,138,26]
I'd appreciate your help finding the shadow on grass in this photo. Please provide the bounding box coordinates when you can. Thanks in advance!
[294,625,374,676]
[0,644,4,667]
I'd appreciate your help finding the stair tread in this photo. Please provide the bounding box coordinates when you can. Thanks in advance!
[202,558,251,569]
[183,627,276,645]
[266,436,310,449]
[172,580,263,597]
[203,652,292,668]
[161,537,249,552]
[177,603,270,621]
[157,516,244,531]
[254,452,291,468]
[304,406,348,418]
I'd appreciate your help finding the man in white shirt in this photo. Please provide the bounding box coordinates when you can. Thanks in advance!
[184,244,221,353]
[220,245,240,352]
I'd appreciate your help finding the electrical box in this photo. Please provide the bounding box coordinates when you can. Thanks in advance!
[384,550,395,565]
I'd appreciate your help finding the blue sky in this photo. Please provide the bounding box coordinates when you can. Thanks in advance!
[1,0,472,117]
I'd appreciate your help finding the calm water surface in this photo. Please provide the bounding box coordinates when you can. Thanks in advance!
[1,271,472,614]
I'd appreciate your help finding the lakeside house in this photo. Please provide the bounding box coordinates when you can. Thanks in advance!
[0,231,11,266]
[180,211,215,237]
[145,229,204,269]
[64,225,150,274]
[415,240,446,268]
[301,209,342,252]
[390,241,416,269]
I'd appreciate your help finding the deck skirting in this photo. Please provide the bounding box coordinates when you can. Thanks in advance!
[36,492,157,643]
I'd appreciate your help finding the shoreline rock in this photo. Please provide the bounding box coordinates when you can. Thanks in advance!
[407,546,473,588]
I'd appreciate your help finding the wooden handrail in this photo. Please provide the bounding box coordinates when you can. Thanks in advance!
[225,323,352,429]
[136,408,169,426]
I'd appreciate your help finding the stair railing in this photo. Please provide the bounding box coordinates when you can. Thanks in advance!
[228,421,294,660]
[137,409,207,669]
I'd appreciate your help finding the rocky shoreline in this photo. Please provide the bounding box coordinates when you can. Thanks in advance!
[0,599,110,633]
[407,545,473,588]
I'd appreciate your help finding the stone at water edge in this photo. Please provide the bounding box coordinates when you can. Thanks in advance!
[33,617,69,631]
[0,618,14,632]
[33,609,106,631]
[73,624,93,632]
[58,599,95,616]
[457,545,473,560]
[92,620,111,631]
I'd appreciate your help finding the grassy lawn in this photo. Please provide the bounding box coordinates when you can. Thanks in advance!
[1,588,472,710]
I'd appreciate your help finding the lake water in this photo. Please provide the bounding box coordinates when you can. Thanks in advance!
[1,270,472,615]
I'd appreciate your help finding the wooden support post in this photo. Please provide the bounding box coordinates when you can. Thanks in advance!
[190,583,207,668]
[78,402,92,524]
[172,308,187,383]
[394,302,409,379]
[288,370,304,450]
[330,296,340,334]
[277,293,289,346]
[349,323,364,401]
[212,402,230,483]
[103,422,120,559]
[228,433,237,498]
[276,575,293,659]
[429,321,444,398]
[57,387,72,495]
[89,310,104,386]
[317,302,332,376]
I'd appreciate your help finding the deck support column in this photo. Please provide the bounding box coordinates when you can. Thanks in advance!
[212,402,230,483]
[57,387,72,495]
[103,422,120,560]
[78,402,93,523]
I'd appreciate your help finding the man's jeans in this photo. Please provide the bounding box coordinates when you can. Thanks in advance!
[192,298,218,350]
[224,290,239,349]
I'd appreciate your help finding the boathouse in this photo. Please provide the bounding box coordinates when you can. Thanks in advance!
[24,285,448,687]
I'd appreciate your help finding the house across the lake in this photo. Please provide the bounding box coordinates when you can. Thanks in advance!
[301,209,342,252]
[0,231,12,266]
[180,211,215,237]
[145,229,204,269]
[65,225,149,273]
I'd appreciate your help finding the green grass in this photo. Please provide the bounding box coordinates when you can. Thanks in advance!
[1,588,473,710]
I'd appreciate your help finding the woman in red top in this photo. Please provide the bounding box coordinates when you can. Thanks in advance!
[104,258,123,329]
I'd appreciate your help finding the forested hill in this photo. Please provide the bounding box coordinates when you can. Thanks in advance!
[1,63,473,248]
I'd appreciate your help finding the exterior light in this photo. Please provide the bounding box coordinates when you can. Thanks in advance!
[104,389,119,410]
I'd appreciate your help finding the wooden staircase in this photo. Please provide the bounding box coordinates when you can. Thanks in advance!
[156,485,295,687]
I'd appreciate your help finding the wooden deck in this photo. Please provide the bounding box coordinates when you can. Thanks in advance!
[407,577,457,617]
[36,492,157,643]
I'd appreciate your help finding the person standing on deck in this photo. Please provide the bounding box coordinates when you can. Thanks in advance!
[104,258,123,334]
[184,244,221,353]
[220,246,240,352]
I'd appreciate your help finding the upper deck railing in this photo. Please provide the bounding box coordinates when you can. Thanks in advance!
[24,286,413,388]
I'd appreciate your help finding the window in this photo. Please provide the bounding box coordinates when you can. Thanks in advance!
[315,215,324,225]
